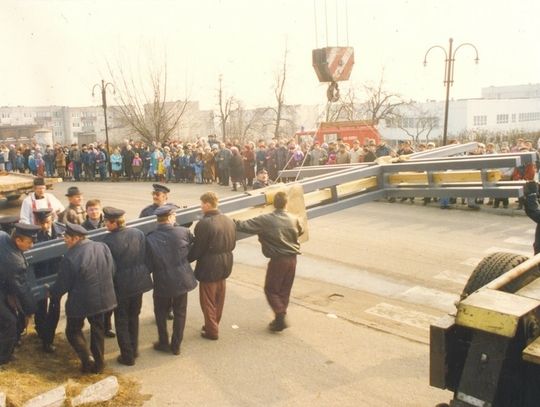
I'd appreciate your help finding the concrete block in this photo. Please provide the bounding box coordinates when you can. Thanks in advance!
[22,386,65,407]
[71,376,119,406]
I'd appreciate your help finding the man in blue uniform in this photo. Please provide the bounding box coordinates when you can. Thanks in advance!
[146,204,197,355]
[0,223,40,365]
[33,208,64,353]
[102,206,153,366]
[139,184,174,218]
[49,222,117,373]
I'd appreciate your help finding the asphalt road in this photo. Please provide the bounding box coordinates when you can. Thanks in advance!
[1,180,533,406]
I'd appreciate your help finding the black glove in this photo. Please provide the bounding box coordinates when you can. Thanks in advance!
[524,181,538,196]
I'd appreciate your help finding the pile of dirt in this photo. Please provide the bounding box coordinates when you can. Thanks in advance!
[0,332,151,406]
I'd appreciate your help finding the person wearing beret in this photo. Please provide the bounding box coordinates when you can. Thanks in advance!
[523,181,540,254]
[102,207,153,366]
[145,204,197,355]
[0,223,40,365]
[60,186,86,225]
[188,192,236,340]
[19,178,64,225]
[48,222,117,374]
[33,209,64,353]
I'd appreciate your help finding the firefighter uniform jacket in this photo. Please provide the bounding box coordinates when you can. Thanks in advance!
[0,231,36,315]
[146,223,197,297]
[50,239,117,318]
[102,227,153,300]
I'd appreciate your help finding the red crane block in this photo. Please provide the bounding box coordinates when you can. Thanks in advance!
[312,47,355,83]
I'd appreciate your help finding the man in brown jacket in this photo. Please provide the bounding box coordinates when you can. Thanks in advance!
[188,192,236,340]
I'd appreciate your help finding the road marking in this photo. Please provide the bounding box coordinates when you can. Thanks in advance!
[504,236,534,246]
[364,302,440,331]
[461,257,481,267]
[434,270,469,285]
[395,286,459,312]
[484,246,532,258]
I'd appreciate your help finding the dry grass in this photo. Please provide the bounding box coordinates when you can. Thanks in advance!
[0,331,151,407]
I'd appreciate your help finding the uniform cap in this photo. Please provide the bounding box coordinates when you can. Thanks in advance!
[33,208,53,223]
[152,183,170,194]
[14,223,41,238]
[64,222,89,236]
[65,186,82,197]
[154,204,178,217]
[102,206,126,220]
[0,215,20,225]
[33,177,46,186]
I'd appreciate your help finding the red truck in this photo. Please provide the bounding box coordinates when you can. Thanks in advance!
[295,120,381,146]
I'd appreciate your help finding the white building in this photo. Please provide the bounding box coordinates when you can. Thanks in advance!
[379,84,540,143]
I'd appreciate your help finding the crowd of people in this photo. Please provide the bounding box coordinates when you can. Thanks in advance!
[0,179,304,374]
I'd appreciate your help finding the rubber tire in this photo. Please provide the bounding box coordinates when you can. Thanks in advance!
[461,252,540,300]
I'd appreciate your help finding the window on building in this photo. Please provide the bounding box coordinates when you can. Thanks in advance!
[512,113,516,122]
[496,114,508,124]
[518,112,540,122]
[72,122,80,128]
[473,115,487,126]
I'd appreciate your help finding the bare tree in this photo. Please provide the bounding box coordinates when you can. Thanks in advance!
[360,71,409,124]
[264,46,296,138]
[216,75,236,141]
[325,86,357,122]
[109,59,189,144]
[227,104,267,145]
[392,106,439,143]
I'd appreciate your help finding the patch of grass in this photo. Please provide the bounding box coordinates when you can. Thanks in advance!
[0,331,151,407]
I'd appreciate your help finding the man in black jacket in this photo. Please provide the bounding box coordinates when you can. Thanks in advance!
[49,222,117,373]
[146,204,197,355]
[139,184,174,218]
[102,207,153,365]
[33,208,64,353]
[0,223,39,365]
[235,191,304,331]
[188,192,236,340]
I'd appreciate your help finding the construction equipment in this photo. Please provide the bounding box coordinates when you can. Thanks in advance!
[19,143,540,405]
[0,172,61,202]
[295,120,381,146]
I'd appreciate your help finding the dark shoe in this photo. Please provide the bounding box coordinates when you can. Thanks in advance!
[269,313,288,332]
[81,360,94,374]
[42,343,56,353]
[200,332,218,340]
[153,342,171,353]
[467,205,480,210]
[117,355,135,366]
[201,325,206,334]
[92,362,104,374]
[167,311,174,320]
[105,330,116,338]
[171,346,180,356]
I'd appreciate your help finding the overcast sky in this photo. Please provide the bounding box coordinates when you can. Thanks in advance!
[1,0,539,110]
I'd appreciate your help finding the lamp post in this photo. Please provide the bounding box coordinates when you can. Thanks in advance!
[423,38,479,146]
[92,80,115,175]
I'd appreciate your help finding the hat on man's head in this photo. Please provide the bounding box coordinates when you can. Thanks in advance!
[0,215,19,226]
[33,208,53,223]
[102,206,126,220]
[256,168,268,175]
[13,223,40,238]
[65,186,82,197]
[154,204,178,217]
[152,184,170,194]
[64,222,89,237]
[33,177,46,186]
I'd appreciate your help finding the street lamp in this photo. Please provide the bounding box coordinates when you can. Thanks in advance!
[423,38,479,146]
[92,80,115,175]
